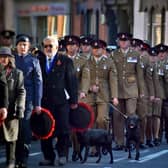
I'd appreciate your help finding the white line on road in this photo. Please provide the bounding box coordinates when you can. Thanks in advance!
[0,152,42,164]
[29,152,41,156]
[129,150,168,163]
[114,157,127,162]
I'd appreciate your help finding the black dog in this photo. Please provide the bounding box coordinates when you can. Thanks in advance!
[76,128,113,164]
[125,114,140,160]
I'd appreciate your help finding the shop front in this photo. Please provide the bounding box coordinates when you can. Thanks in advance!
[15,1,70,46]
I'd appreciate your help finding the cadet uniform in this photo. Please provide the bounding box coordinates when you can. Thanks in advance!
[145,48,157,147]
[79,36,92,59]
[146,47,165,146]
[131,38,150,148]
[65,35,88,92]
[81,39,118,129]
[14,34,43,168]
[163,48,168,143]
[112,33,145,150]
[64,35,89,161]
[154,44,168,144]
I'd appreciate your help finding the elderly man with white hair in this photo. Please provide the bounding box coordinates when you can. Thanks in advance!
[37,35,78,166]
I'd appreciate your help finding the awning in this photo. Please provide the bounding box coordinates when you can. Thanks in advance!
[140,0,168,12]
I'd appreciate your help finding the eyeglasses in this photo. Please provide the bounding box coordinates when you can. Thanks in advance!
[43,44,53,48]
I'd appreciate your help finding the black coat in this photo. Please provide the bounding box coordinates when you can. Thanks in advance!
[0,64,8,108]
[39,53,78,135]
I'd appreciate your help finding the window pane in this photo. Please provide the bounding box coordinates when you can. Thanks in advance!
[152,13,161,45]
[17,17,31,35]
[153,26,161,45]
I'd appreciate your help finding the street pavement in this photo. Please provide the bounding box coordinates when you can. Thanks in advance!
[0,138,168,168]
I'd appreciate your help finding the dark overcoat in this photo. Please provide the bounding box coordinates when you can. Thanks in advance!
[2,68,25,141]
[0,64,8,108]
[39,53,78,135]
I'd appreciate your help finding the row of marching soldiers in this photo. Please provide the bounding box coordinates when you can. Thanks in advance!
[56,33,168,155]
[1,29,168,168]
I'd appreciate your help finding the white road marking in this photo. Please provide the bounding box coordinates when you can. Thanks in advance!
[0,152,42,164]
[114,157,127,162]
[29,152,41,156]
[129,150,168,163]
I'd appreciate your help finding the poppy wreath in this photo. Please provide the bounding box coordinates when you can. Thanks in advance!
[70,102,95,132]
[30,107,55,140]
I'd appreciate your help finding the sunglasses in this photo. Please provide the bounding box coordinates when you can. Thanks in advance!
[43,44,53,48]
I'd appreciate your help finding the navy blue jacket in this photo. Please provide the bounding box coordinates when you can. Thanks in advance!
[15,54,43,107]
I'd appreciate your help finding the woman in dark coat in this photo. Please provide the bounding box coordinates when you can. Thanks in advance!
[0,47,25,168]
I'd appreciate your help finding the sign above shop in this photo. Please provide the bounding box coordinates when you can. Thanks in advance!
[16,3,69,16]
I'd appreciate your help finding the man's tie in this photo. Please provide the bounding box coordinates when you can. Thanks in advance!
[48,58,52,68]
[46,58,52,73]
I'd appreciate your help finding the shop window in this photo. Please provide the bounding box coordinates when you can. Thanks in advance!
[152,13,162,45]
[147,8,165,46]
[17,16,31,36]
[17,15,69,47]
[47,15,68,37]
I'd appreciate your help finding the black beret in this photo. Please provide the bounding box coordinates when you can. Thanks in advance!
[155,44,168,53]
[140,42,150,51]
[117,32,133,41]
[64,35,80,46]
[0,30,15,38]
[99,40,107,49]
[90,39,104,49]
[148,47,158,56]
[80,36,92,45]
[131,38,143,47]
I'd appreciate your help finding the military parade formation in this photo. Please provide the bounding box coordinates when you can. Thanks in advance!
[0,29,168,168]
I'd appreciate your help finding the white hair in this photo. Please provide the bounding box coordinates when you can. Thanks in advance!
[43,35,59,46]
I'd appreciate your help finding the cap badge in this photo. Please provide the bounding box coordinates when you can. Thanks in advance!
[122,34,125,38]
[95,42,98,46]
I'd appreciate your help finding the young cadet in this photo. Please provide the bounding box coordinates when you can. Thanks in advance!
[14,34,43,168]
